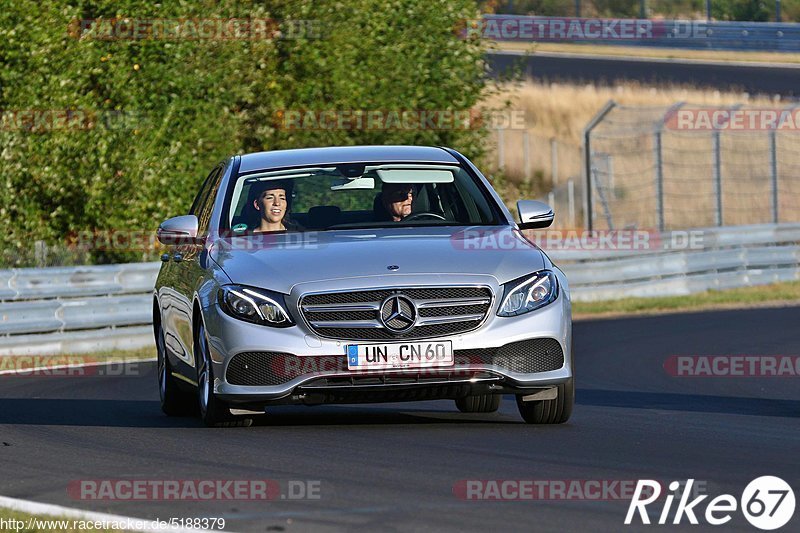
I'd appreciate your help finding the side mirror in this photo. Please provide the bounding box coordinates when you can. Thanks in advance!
[157,215,200,245]
[517,200,554,230]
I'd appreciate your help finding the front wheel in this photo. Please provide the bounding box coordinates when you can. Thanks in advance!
[156,319,194,416]
[195,321,251,427]
[516,379,574,424]
[455,394,501,413]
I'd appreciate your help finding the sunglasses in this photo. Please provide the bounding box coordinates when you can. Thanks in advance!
[386,188,414,201]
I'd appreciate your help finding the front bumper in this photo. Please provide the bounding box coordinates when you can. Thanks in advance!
[202,275,572,407]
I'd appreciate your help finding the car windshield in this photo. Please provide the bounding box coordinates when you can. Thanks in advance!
[226,163,502,233]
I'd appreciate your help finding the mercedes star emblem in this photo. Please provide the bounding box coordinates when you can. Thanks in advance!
[379,295,416,333]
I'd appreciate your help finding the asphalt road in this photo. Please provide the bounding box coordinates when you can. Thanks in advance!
[0,306,798,532]
[488,51,800,97]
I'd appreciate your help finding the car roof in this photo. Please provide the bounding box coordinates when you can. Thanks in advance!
[238,145,460,173]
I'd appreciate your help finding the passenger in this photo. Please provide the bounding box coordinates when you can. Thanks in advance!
[250,180,300,232]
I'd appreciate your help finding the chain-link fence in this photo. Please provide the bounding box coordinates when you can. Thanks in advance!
[491,128,585,227]
[584,101,800,231]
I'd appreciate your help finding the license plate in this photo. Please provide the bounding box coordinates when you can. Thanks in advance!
[346,341,454,370]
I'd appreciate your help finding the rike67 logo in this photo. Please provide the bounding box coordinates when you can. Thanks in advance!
[626,477,795,530]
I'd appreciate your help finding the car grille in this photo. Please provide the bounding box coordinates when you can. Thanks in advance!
[225,338,564,386]
[298,287,493,341]
[456,338,565,374]
[225,352,347,387]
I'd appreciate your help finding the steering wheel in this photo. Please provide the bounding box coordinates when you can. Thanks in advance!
[403,212,447,222]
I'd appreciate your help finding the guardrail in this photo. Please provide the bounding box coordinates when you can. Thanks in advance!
[1,223,798,355]
[0,263,160,356]
[479,16,800,52]
[0,262,158,301]
[555,223,800,301]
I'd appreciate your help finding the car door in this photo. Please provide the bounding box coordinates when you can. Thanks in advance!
[168,164,224,371]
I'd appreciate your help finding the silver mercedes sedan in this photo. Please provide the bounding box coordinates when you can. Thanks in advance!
[154,145,573,426]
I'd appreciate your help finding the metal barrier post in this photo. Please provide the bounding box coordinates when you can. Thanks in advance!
[582,100,616,231]
[568,179,576,227]
[713,131,723,226]
[523,130,531,183]
[497,128,505,171]
[654,103,683,232]
[770,128,779,223]
[551,137,558,185]
[654,130,665,232]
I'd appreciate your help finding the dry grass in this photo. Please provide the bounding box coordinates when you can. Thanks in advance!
[479,81,800,228]
[573,280,800,319]
[481,80,779,146]
[495,41,800,65]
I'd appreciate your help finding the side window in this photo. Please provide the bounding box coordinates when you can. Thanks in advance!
[191,165,224,235]
[190,169,216,216]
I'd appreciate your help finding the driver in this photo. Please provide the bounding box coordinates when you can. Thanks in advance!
[380,183,415,222]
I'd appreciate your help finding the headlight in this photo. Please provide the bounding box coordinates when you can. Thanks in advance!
[218,285,294,327]
[498,270,558,317]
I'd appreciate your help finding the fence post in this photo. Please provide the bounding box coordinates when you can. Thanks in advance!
[523,130,531,183]
[34,241,47,268]
[713,131,723,226]
[653,129,665,232]
[497,128,505,171]
[654,102,684,232]
[770,129,779,223]
[550,137,558,185]
[567,178,576,227]
[593,154,616,230]
[582,100,616,231]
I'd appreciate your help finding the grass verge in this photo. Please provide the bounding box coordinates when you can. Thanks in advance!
[0,347,155,375]
[74,346,155,363]
[573,280,800,319]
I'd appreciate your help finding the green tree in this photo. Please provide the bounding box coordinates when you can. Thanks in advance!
[0,0,487,265]
[491,1,574,16]
[591,0,641,17]
[715,0,772,21]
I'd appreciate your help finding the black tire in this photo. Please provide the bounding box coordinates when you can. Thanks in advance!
[455,394,502,413]
[516,379,574,424]
[195,320,252,427]
[156,318,194,416]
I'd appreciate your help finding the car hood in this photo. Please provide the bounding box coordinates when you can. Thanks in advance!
[210,226,547,294]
